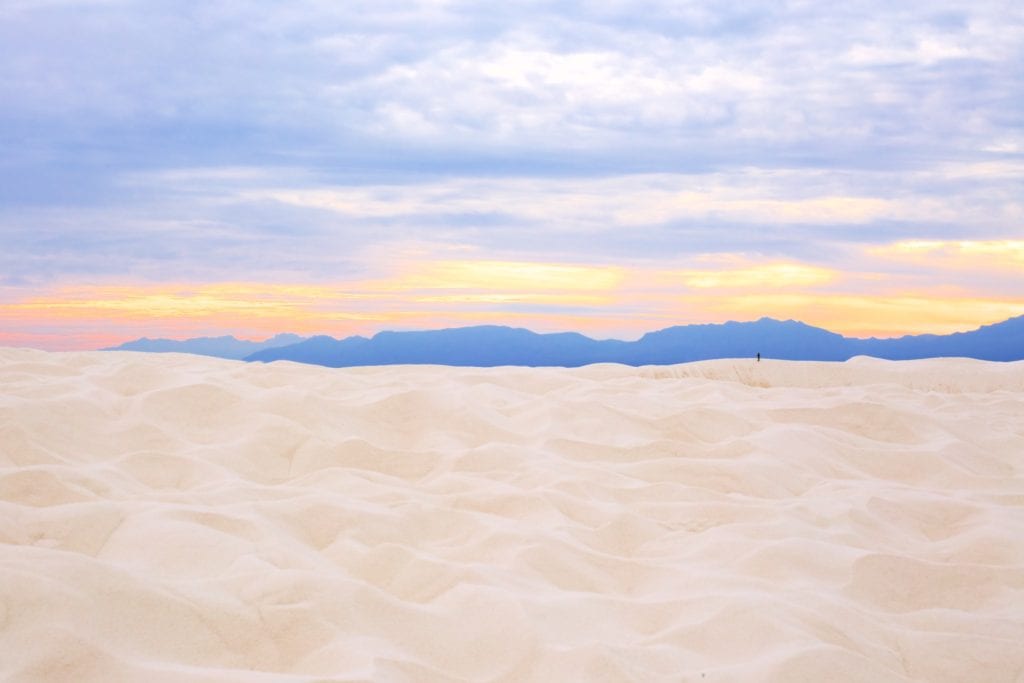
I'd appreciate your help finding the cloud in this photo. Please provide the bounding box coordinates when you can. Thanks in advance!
[1,1,1022,346]
[1,161,1020,294]
[674,262,836,290]
[3,0,1021,173]
[870,240,1024,274]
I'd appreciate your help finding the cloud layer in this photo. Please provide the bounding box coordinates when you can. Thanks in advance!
[1,1,1022,348]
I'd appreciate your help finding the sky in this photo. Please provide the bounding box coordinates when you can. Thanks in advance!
[1,0,1023,350]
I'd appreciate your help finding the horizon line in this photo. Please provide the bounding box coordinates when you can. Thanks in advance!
[99,313,1024,349]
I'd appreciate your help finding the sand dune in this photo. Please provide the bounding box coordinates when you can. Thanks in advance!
[1,348,1023,682]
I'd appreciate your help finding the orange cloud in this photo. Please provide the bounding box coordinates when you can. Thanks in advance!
[671,261,836,289]
[869,240,1024,272]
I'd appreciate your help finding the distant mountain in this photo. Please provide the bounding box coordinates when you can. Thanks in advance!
[246,327,630,366]
[246,334,372,366]
[104,333,307,360]
[847,315,1024,361]
[244,316,1024,367]
[620,318,852,363]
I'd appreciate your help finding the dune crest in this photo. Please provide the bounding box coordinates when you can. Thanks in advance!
[1,349,1023,682]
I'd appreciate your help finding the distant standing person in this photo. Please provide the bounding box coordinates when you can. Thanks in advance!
[757,352,760,362]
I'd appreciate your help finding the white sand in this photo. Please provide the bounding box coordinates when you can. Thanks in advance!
[1,348,1023,682]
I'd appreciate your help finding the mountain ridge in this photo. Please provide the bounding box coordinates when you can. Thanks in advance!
[101,316,1024,366]
[244,315,1023,366]
[103,333,307,360]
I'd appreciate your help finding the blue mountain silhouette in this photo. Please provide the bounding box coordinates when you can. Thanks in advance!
[242,315,1024,366]
[104,333,306,360]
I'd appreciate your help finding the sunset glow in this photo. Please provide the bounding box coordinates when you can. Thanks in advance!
[5,242,1022,349]
[1,2,1021,349]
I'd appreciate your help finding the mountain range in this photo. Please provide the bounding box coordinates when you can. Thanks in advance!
[104,316,1024,366]
[104,333,306,360]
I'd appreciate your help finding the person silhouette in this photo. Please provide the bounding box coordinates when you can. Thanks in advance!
[757,352,760,362]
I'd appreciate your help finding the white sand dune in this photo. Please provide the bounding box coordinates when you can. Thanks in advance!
[1,348,1023,682]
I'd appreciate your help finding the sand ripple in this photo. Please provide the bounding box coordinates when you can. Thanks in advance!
[1,349,1023,682]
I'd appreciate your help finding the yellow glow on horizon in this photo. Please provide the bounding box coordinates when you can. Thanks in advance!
[1,258,629,348]
[675,262,836,289]
[3,250,1022,350]
[872,239,1024,270]
[10,284,335,319]
[6,258,624,322]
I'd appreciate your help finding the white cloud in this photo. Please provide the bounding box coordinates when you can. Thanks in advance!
[1,0,1022,302]
[1,0,1019,159]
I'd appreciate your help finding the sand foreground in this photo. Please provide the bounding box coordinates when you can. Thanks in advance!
[1,349,1023,682]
